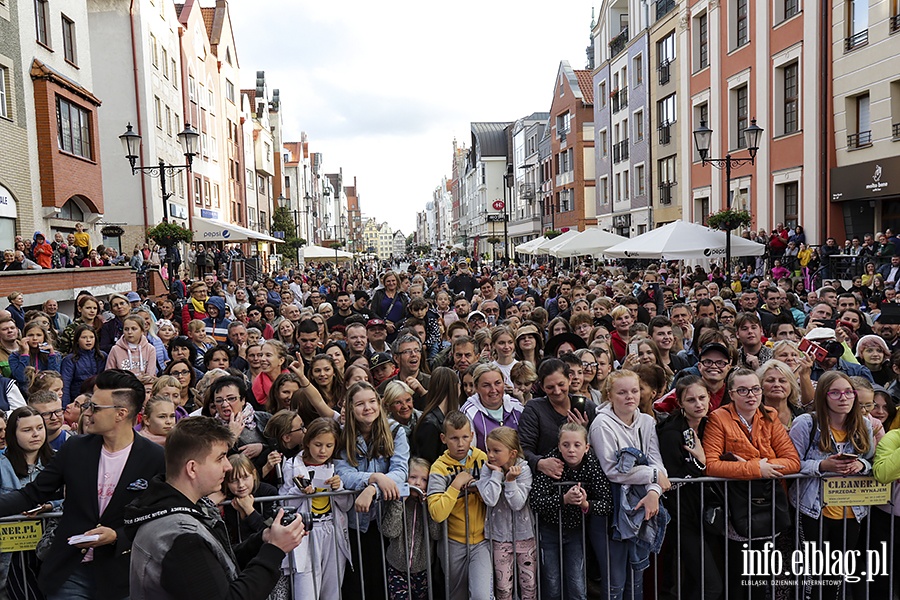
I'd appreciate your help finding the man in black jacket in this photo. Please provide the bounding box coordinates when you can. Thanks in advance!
[125,417,305,600]
[0,369,166,600]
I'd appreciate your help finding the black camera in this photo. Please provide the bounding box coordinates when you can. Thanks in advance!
[280,506,314,531]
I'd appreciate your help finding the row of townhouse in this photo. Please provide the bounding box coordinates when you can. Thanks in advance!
[0,0,358,266]
[361,217,404,261]
[432,0,898,255]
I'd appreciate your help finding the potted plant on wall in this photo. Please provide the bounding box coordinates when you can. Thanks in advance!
[146,222,193,289]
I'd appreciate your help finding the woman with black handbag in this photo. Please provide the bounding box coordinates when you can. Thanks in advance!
[703,368,800,597]
[788,370,874,598]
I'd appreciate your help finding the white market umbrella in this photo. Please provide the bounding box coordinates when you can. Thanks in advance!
[548,228,629,258]
[602,220,765,260]
[515,236,547,255]
[300,244,354,262]
[533,230,580,255]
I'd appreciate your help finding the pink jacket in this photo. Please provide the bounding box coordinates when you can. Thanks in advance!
[106,335,157,377]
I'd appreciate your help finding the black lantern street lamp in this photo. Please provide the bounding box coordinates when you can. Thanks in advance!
[120,122,200,288]
[692,118,763,275]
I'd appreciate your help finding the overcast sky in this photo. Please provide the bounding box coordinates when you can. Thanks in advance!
[229,0,594,234]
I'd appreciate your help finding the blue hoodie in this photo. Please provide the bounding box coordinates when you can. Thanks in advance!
[202,296,231,345]
[60,347,107,406]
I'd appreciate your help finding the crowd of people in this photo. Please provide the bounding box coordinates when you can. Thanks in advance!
[2,223,900,599]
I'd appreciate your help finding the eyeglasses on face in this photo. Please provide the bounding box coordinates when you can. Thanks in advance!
[581,362,598,370]
[170,370,191,377]
[213,395,242,406]
[826,389,858,401]
[731,386,763,397]
[39,409,64,419]
[700,359,729,369]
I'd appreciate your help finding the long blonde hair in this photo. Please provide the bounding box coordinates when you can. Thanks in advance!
[342,381,395,467]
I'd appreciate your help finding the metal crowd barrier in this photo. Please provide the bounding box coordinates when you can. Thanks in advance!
[1,473,897,600]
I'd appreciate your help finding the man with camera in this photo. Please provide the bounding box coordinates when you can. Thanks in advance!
[125,417,306,600]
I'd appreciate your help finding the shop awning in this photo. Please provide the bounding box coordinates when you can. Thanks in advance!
[192,217,282,243]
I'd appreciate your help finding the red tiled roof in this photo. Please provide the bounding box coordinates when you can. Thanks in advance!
[575,70,594,104]
[200,7,215,38]
[174,3,185,18]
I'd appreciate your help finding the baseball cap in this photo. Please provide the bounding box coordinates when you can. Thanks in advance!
[369,352,394,370]
[126,292,141,303]
[366,319,387,329]
[698,342,731,359]
[513,287,526,296]
[468,311,486,322]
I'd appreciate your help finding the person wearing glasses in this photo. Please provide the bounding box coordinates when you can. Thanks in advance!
[377,334,430,409]
[202,376,273,474]
[28,389,72,451]
[788,371,874,596]
[0,369,166,600]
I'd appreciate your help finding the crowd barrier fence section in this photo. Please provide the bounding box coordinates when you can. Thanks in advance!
[0,472,895,600]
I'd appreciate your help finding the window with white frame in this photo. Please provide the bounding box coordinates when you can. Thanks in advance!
[635,165,645,196]
[634,110,644,141]
[732,85,749,148]
[735,0,749,47]
[783,62,799,134]
[695,12,709,70]
[658,93,677,126]
[0,65,9,119]
[633,54,643,86]
[35,0,50,46]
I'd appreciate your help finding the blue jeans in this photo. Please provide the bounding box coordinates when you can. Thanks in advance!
[538,521,585,600]
[47,562,104,600]
[590,515,644,600]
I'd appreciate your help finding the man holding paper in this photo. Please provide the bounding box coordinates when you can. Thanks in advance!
[0,370,166,600]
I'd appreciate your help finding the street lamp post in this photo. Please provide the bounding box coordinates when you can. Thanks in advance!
[692,118,764,275]
[120,122,200,288]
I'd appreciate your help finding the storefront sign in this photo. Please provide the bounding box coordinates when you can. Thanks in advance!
[822,476,891,506]
[0,184,17,219]
[831,156,900,202]
[0,520,42,552]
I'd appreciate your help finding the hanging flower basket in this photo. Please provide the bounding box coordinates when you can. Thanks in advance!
[486,236,502,245]
[707,209,752,232]
[544,229,562,240]
[147,222,193,248]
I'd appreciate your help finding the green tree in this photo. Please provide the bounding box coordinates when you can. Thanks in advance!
[271,206,304,263]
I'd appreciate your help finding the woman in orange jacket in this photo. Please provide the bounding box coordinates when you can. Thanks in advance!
[704,367,801,480]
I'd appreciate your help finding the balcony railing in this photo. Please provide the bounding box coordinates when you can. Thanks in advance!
[659,181,676,205]
[658,60,671,85]
[845,29,868,51]
[609,28,629,58]
[659,122,671,145]
[893,123,900,139]
[611,87,628,113]
[612,139,630,163]
[848,130,872,149]
[655,0,676,20]
[891,14,900,33]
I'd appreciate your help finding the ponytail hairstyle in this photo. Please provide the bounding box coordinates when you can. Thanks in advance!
[264,409,303,453]
[27,369,63,398]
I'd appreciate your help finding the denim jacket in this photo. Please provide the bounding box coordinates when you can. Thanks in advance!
[335,424,410,532]
[788,413,874,521]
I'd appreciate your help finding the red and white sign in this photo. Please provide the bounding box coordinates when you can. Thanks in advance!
[492,200,505,211]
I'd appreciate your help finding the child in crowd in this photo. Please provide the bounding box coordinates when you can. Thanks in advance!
[73,222,91,255]
[9,322,62,396]
[106,315,157,377]
[382,457,442,599]
[186,319,214,369]
[530,423,613,600]
[60,324,106,407]
[27,370,63,402]
[270,413,351,599]
[476,426,537,600]
[427,410,492,600]
[407,297,441,360]
[510,361,537,405]
[369,352,397,387]
[138,395,176,446]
